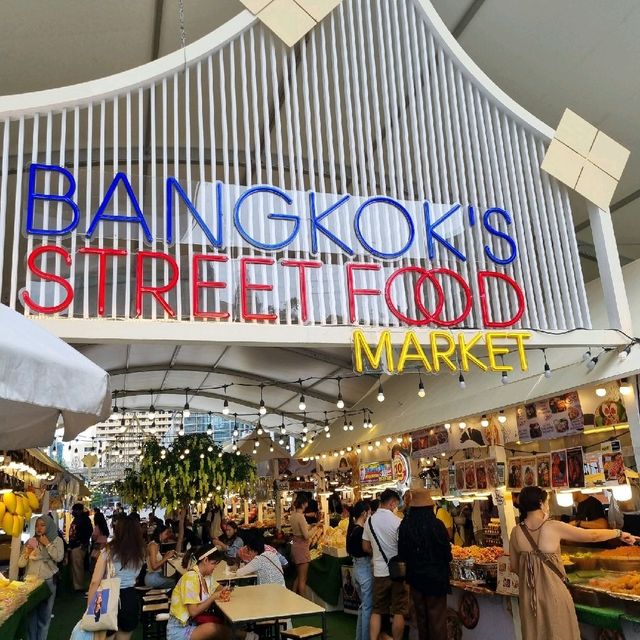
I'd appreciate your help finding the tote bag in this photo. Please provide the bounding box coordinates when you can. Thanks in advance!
[80,552,121,631]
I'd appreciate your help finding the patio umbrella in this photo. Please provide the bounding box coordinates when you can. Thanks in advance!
[0,304,111,448]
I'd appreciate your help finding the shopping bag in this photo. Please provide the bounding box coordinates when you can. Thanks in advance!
[80,552,121,631]
[71,620,108,640]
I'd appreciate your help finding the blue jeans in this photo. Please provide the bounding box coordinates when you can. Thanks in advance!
[352,557,373,640]
[145,570,175,589]
[27,576,56,640]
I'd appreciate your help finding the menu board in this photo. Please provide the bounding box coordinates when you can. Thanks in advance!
[516,391,584,442]
[411,425,450,458]
[359,461,393,486]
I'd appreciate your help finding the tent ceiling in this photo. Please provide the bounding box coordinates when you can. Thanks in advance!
[76,342,375,431]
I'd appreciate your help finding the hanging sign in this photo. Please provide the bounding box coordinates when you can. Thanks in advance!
[516,391,584,442]
[359,461,393,486]
[411,426,450,458]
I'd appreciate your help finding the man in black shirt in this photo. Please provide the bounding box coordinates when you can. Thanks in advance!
[570,492,609,529]
[69,503,93,591]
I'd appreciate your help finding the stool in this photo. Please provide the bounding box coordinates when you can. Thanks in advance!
[254,619,287,639]
[155,613,169,640]
[281,626,323,639]
[143,594,169,603]
[142,603,170,640]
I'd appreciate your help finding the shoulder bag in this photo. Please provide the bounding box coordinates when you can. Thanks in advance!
[368,519,406,582]
[80,551,120,631]
[518,522,570,587]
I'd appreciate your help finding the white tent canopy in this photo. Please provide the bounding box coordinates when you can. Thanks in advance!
[0,304,111,448]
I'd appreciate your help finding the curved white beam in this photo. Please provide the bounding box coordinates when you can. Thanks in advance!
[0,10,256,118]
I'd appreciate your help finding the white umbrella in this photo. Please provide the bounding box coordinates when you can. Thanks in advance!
[0,304,111,448]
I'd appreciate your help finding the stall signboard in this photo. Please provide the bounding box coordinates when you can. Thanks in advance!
[515,391,584,442]
[359,461,393,486]
[391,447,410,487]
[452,458,498,491]
[411,426,449,458]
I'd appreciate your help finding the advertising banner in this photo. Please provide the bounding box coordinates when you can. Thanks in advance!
[359,461,393,486]
[516,391,584,442]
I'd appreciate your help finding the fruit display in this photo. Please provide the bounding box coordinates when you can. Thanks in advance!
[320,526,346,549]
[0,576,44,626]
[598,546,640,571]
[451,545,503,564]
[0,491,33,538]
[589,572,640,598]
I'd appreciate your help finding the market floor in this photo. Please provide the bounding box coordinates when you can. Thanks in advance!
[47,589,357,640]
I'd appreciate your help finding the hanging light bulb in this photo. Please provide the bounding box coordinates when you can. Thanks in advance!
[207,411,213,436]
[232,441,238,452]
[184,448,190,454]
[252,448,257,455]
[367,414,373,429]
[375,440,381,447]
[498,410,507,424]
[377,378,385,402]
[302,435,307,443]
[279,438,285,445]
[222,396,229,416]
[207,446,213,452]
[458,373,466,389]
[620,378,632,395]
[257,422,264,436]
[236,450,241,456]
[233,413,239,437]
[325,431,331,438]
[362,410,368,429]
[501,371,509,385]
[183,388,191,418]
[324,413,330,432]
[444,423,451,430]
[459,421,466,429]
[480,415,489,427]
[367,442,373,451]
[254,439,260,447]
[148,390,156,420]
[111,392,120,418]
[258,384,267,415]
[543,349,552,378]
[385,436,392,443]
[582,348,592,363]
[595,387,607,397]
[587,354,599,371]
[619,345,632,360]
[336,377,344,409]
[298,380,306,411]
[302,422,308,434]
[269,444,274,452]
[418,379,425,398]
[178,427,185,436]
[356,446,361,454]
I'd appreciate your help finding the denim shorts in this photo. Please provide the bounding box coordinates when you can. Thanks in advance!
[166,617,195,640]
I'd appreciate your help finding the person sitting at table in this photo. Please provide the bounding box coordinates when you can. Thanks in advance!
[167,545,231,640]
[19,514,65,640]
[236,535,286,586]
[213,521,244,561]
[145,524,178,588]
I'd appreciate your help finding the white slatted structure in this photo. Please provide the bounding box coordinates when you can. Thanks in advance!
[0,0,590,332]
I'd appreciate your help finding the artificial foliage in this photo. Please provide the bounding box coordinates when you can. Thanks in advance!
[114,433,255,513]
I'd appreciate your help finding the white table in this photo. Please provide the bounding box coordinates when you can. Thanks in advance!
[215,584,326,639]
[211,561,257,586]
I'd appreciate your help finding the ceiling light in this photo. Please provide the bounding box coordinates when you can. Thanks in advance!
[595,387,606,397]
[444,423,451,430]
[459,422,466,429]
[480,415,489,428]
[386,436,392,443]
[498,411,507,424]
[367,443,373,452]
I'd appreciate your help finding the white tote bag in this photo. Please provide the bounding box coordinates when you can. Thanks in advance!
[80,552,121,632]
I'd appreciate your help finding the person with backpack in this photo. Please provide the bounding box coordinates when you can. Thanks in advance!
[398,489,452,640]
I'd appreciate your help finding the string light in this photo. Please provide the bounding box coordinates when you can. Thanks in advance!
[148,390,156,420]
[298,380,306,411]
[222,385,230,415]
[233,414,239,438]
[582,348,592,362]
[620,378,632,395]
[259,384,267,416]
[367,442,373,451]
[586,353,599,371]
[343,412,348,431]
[480,415,489,428]
[418,373,426,398]
[183,388,191,418]
[458,373,466,389]
[324,412,330,432]
[595,387,606,397]
[207,411,213,436]
[362,409,368,429]
[348,420,354,431]
[498,410,507,424]
[377,377,385,402]
[543,349,552,379]
[459,421,466,429]
[257,420,264,436]
[444,423,451,430]
[619,345,632,361]
[336,377,344,409]
[501,356,509,384]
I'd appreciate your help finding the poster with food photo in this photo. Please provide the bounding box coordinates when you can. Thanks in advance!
[475,460,488,490]
[567,447,585,488]
[602,451,626,484]
[485,458,498,488]
[464,461,477,490]
[508,458,522,489]
[521,457,538,488]
[411,425,450,458]
[455,462,465,490]
[516,392,584,442]
[536,454,551,488]
[439,467,450,496]
[551,450,569,488]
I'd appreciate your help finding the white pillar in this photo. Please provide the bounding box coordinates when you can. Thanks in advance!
[588,203,633,333]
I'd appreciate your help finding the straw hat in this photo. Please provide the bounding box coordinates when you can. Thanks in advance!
[410,488,435,508]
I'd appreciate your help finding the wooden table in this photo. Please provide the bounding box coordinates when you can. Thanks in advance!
[215,584,326,639]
